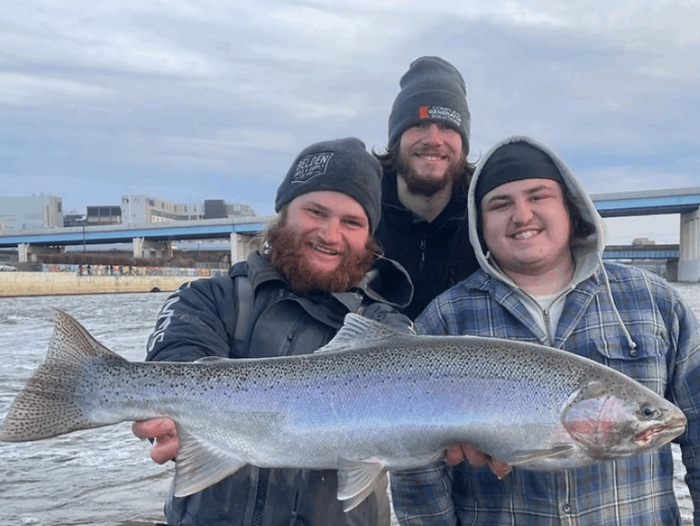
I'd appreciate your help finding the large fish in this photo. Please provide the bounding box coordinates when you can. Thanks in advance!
[0,309,687,511]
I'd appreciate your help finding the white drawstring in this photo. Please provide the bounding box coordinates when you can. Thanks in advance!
[599,252,637,356]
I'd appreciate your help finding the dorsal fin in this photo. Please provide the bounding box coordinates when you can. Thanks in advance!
[315,313,401,354]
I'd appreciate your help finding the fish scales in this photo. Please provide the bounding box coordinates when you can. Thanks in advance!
[0,309,687,512]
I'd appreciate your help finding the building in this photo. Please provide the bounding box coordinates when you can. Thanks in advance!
[121,195,256,225]
[87,206,122,225]
[0,196,63,231]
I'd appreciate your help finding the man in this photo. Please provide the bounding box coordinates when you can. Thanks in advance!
[390,135,700,525]
[132,137,413,526]
[374,56,479,319]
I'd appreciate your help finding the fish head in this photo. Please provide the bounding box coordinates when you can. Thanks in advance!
[562,379,687,461]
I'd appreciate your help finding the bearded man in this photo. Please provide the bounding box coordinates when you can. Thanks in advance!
[374,56,479,319]
[132,137,413,526]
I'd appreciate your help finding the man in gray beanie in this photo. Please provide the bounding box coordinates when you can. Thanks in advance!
[132,137,413,526]
[374,56,479,319]
[275,137,383,236]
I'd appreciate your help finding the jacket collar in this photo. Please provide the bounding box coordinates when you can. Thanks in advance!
[245,250,413,310]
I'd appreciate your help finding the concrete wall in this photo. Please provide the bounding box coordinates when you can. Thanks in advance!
[0,272,193,297]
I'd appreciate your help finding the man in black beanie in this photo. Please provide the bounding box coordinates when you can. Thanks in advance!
[132,137,413,526]
[374,56,479,319]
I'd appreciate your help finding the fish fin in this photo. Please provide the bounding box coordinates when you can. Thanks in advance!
[172,428,247,497]
[510,444,577,464]
[337,458,387,511]
[316,314,401,354]
[0,308,125,442]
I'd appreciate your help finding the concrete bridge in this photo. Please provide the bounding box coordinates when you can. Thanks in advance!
[591,187,700,281]
[0,216,276,265]
[1,186,700,281]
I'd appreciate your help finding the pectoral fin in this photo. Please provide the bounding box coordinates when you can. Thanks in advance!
[172,428,248,497]
[337,458,387,512]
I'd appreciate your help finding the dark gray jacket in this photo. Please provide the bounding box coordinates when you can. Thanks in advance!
[375,171,479,320]
[146,251,413,526]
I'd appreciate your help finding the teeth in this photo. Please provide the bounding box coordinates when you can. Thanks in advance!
[312,244,338,255]
[513,230,538,240]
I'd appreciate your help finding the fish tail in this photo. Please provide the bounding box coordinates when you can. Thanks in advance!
[0,308,126,442]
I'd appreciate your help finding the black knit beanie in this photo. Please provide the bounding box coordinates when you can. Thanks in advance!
[275,137,383,234]
[388,56,471,151]
[475,140,564,205]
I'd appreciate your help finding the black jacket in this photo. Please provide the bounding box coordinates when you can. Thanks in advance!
[375,171,479,320]
[145,251,413,526]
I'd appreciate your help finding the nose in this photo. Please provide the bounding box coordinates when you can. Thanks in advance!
[318,217,342,244]
[422,124,444,145]
[512,199,534,224]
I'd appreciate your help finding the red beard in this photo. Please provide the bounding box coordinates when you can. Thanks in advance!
[266,219,378,294]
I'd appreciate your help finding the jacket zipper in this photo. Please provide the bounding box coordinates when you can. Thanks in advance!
[542,308,553,346]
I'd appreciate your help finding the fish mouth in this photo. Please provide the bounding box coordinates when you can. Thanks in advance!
[635,422,686,446]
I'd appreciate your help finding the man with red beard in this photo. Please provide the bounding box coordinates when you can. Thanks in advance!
[132,137,413,526]
[374,56,479,319]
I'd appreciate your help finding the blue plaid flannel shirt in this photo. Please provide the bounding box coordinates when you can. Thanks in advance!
[390,263,700,526]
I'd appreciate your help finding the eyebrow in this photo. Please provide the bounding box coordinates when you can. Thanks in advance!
[306,200,367,223]
[486,184,556,202]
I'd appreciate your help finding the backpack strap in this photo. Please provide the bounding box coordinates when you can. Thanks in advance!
[229,262,255,356]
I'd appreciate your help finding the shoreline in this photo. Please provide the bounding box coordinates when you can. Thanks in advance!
[0,271,194,297]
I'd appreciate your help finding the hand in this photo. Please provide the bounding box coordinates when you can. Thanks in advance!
[132,417,181,464]
[444,444,512,479]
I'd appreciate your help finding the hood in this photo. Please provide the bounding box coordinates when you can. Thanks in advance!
[467,135,606,289]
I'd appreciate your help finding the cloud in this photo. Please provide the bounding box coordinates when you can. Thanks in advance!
[0,0,697,243]
[0,73,113,105]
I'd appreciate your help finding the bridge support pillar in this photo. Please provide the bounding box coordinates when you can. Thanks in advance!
[17,243,65,263]
[230,233,257,264]
[133,237,173,260]
[18,243,29,263]
[678,209,700,282]
[230,233,240,263]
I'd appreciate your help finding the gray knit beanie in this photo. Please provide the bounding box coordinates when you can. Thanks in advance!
[275,137,383,234]
[388,56,471,151]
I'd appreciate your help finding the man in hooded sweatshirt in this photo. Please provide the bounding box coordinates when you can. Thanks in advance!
[390,135,700,525]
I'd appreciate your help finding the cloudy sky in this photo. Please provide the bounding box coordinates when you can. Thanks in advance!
[1,0,698,243]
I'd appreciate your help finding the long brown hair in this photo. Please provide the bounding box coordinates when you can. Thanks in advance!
[372,141,476,193]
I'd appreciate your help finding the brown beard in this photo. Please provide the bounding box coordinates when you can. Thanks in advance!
[266,217,378,294]
[397,147,467,197]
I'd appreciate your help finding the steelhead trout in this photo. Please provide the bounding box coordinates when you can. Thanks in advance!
[0,309,687,511]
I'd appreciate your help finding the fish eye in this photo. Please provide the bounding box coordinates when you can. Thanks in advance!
[640,404,658,419]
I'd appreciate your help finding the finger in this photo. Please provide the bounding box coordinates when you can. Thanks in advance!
[462,445,489,468]
[151,434,181,464]
[444,444,465,465]
[132,417,176,440]
[488,458,512,479]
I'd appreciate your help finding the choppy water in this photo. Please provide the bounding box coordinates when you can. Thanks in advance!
[0,293,174,526]
[1,284,699,525]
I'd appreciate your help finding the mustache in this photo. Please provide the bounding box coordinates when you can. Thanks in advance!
[413,146,450,156]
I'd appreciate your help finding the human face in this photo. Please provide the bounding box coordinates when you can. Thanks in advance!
[398,123,463,195]
[481,178,573,279]
[284,191,370,276]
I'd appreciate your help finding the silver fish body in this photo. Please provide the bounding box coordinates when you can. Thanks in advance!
[0,309,687,511]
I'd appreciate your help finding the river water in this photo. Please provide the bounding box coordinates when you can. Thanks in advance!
[1,284,699,525]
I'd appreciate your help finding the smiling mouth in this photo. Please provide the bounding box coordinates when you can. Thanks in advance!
[310,243,341,256]
[511,229,540,240]
[417,153,446,162]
